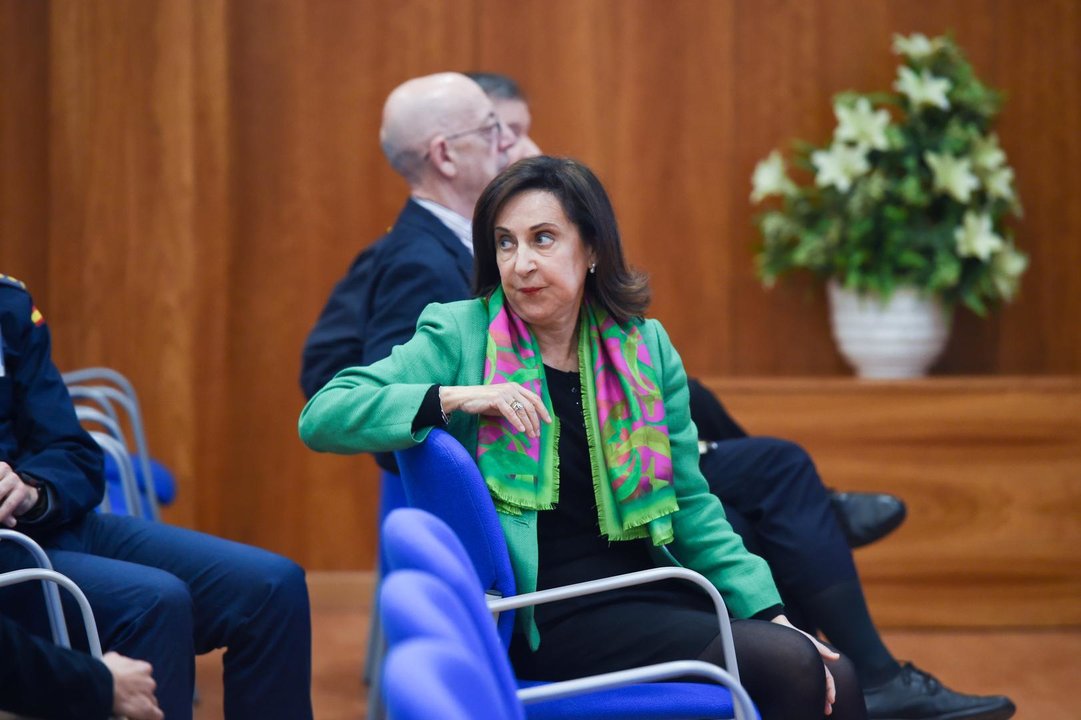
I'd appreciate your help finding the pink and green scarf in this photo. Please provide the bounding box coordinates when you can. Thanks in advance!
[476,287,678,546]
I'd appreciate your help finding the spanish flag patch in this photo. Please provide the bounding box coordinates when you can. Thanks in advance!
[31,305,44,326]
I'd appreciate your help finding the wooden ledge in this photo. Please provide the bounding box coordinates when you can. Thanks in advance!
[697,375,1081,629]
[703,375,1081,394]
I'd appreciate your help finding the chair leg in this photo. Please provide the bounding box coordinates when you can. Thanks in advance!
[363,578,382,686]
[366,618,387,720]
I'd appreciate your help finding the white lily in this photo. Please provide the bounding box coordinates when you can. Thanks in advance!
[811,143,870,193]
[971,133,1007,174]
[925,151,980,203]
[894,66,952,110]
[751,151,798,203]
[954,211,1004,261]
[892,33,941,59]
[990,244,1028,300]
[984,166,1015,203]
[834,98,891,151]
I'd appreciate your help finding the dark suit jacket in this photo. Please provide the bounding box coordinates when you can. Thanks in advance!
[0,613,113,719]
[300,199,474,399]
[687,377,748,441]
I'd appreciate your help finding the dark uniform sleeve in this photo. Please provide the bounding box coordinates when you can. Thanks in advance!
[687,377,749,441]
[0,283,105,534]
[0,613,114,720]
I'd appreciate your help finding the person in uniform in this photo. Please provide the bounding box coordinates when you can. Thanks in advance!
[0,273,314,720]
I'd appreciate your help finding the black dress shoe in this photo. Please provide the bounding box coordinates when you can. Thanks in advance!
[864,662,1016,720]
[830,490,907,548]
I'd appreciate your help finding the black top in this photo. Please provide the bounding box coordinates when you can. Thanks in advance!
[535,366,655,584]
[533,365,692,628]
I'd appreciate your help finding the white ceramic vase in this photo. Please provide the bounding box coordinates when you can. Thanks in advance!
[826,279,953,379]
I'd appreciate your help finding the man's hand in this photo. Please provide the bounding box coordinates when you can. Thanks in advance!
[101,652,163,720]
[0,461,39,528]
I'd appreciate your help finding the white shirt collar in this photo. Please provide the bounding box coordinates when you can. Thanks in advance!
[412,197,473,255]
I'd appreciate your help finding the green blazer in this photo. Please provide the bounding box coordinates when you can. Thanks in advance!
[299,299,782,642]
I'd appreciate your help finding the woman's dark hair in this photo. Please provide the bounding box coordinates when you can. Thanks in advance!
[472,156,651,324]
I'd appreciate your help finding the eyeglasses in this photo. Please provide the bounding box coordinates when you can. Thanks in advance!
[424,113,503,159]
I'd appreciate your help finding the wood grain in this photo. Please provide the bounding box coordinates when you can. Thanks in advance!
[704,376,1081,627]
[0,0,1078,570]
[0,0,48,294]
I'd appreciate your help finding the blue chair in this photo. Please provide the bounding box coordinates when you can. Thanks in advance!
[384,637,515,720]
[0,530,71,648]
[64,367,176,520]
[0,531,105,668]
[382,507,758,720]
[363,468,407,701]
[0,567,104,658]
[393,430,521,646]
[88,430,142,517]
[379,558,758,720]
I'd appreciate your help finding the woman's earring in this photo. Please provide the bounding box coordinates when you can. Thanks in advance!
[589,263,596,274]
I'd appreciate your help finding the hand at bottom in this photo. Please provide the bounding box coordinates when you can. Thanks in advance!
[102,652,163,720]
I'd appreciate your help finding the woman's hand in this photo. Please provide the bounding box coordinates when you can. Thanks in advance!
[439,384,552,438]
[772,614,839,716]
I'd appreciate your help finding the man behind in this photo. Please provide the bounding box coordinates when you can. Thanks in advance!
[300,72,515,401]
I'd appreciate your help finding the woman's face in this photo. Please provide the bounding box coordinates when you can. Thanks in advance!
[494,190,595,335]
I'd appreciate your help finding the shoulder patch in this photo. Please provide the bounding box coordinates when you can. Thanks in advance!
[0,273,28,291]
[31,305,45,326]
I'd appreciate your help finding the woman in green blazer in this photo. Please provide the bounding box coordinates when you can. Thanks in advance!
[300,156,865,720]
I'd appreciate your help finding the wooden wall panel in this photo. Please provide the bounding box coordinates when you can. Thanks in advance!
[706,376,1081,627]
[478,0,741,376]
[0,0,48,293]
[222,0,480,567]
[0,0,1078,573]
[45,0,206,531]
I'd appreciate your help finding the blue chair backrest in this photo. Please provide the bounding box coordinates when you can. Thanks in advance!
[380,569,490,660]
[384,637,519,720]
[382,508,521,713]
[394,429,517,643]
[375,469,406,577]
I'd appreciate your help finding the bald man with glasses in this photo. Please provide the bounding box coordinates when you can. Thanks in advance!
[301,73,515,412]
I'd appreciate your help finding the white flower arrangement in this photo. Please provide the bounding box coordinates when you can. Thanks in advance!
[752,33,1026,313]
